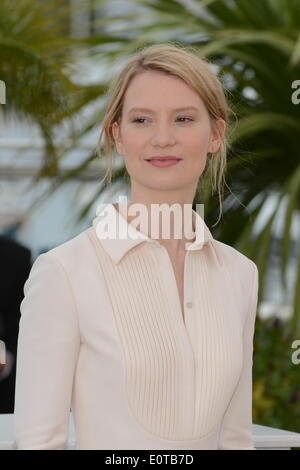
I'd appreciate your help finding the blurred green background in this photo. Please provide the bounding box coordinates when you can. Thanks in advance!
[0,0,299,434]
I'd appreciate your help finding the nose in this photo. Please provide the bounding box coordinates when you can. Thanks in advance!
[150,121,176,147]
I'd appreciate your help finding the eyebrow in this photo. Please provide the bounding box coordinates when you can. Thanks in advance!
[127,106,200,114]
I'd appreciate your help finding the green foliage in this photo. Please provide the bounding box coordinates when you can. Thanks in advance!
[0,0,106,177]
[1,0,300,432]
[120,0,300,334]
[253,315,300,433]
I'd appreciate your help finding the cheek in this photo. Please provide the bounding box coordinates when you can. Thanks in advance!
[182,141,208,168]
[184,130,209,172]
[189,128,211,151]
[122,130,145,153]
[122,126,147,149]
[177,122,210,148]
[121,125,211,155]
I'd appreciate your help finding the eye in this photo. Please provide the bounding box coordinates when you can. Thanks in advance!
[131,116,194,124]
[176,116,194,122]
[131,117,148,124]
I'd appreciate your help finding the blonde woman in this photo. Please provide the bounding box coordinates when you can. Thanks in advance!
[14,43,259,450]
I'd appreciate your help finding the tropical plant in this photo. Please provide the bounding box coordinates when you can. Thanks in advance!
[2,0,300,330]
[253,315,300,433]
[68,0,300,335]
[0,0,104,178]
[1,0,300,433]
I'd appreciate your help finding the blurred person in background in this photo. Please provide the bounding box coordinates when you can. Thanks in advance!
[0,232,32,413]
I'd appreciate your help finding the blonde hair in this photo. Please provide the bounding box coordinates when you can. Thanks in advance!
[96,42,234,226]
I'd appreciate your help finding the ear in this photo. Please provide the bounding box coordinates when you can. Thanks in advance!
[112,121,125,155]
[208,118,226,154]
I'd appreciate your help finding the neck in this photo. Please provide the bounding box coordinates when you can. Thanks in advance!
[114,199,196,253]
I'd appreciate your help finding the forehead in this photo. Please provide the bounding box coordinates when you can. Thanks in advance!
[122,70,205,112]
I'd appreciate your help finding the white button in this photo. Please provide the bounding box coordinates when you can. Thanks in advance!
[186,302,193,308]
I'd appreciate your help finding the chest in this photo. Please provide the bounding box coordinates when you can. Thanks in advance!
[164,249,186,321]
[82,230,246,440]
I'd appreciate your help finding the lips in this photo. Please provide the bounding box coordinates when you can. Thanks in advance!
[145,156,182,161]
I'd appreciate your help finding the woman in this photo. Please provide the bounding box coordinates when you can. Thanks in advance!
[14,43,259,450]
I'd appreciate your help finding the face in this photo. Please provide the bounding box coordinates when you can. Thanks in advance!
[112,70,225,196]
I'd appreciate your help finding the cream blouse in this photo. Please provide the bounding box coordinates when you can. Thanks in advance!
[14,202,259,450]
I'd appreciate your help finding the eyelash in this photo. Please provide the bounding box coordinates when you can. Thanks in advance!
[131,116,194,124]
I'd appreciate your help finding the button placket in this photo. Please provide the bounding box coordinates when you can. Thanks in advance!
[182,249,196,437]
[182,250,195,350]
[157,243,196,436]
[183,251,191,323]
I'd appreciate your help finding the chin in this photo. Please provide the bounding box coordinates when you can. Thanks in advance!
[144,180,186,191]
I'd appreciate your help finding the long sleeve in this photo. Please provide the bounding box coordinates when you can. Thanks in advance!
[218,262,259,450]
[13,252,81,450]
